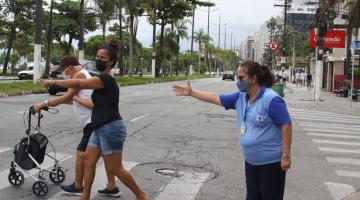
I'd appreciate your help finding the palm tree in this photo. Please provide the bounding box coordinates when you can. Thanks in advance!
[124,0,143,76]
[94,0,116,42]
[173,19,189,74]
[194,28,206,56]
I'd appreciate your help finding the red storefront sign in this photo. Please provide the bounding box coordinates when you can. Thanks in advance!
[309,29,346,48]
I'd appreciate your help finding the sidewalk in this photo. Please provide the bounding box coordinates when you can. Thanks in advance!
[0,76,18,80]
[284,83,360,117]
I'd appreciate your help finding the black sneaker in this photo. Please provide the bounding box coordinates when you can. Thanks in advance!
[97,186,121,197]
[59,183,83,196]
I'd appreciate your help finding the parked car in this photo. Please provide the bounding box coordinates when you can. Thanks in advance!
[17,62,49,80]
[222,71,235,81]
[47,60,99,95]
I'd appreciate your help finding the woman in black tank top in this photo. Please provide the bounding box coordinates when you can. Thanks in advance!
[41,39,149,200]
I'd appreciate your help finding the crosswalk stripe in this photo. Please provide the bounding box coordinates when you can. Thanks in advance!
[319,147,360,154]
[303,128,360,135]
[289,110,360,120]
[325,182,356,200]
[0,152,72,191]
[154,172,210,200]
[326,157,360,165]
[288,108,360,118]
[291,113,360,123]
[307,132,360,139]
[299,123,360,131]
[335,170,360,178]
[48,161,138,200]
[313,139,360,146]
[292,115,360,124]
[0,147,12,154]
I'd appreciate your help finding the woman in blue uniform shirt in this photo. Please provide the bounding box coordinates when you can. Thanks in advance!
[173,61,292,200]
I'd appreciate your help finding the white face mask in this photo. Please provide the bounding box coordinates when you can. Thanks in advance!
[62,71,71,79]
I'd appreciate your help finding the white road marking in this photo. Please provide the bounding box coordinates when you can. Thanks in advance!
[17,111,25,114]
[181,98,190,102]
[293,116,360,124]
[130,113,151,122]
[48,161,138,200]
[303,128,360,135]
[288,108,360,118]
[335,170,360,178]
[0,152,72,190]
[313,139,360,146]
[307,132,360,139]
[319,147,360,154]
[325,182,356,200]
[0,147,12,154]
[326,157,360,165]
[154,172,209,200]
[289,110,360,120]
[299,123,360,131]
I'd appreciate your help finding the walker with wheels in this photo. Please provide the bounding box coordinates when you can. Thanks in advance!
[8,106,66,197]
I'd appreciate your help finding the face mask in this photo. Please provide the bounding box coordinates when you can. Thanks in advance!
[62,72,71,79]
[236,79,250,92]
[95,59,107,72]
[62,68,71,79]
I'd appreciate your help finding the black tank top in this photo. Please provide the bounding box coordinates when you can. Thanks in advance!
[91,73,122,129]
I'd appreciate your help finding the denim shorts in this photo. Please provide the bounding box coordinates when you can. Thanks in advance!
[88,120,127,155]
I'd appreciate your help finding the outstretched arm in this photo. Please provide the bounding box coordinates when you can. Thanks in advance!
[42,76,103,90]
[173,81,222,106]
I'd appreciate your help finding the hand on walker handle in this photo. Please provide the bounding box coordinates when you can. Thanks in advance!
[173,81,192,96]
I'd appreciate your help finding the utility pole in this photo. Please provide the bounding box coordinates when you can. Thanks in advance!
[118,0,124,76]
[274,0,289,70]
[33,0,43,83]
[230,32,233,50]
[190,5,196,75]
[218,14,221,48]
[314,3,327,101]
[224,23,228,50]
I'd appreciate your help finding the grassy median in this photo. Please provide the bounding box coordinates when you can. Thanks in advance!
[0,75,210,97]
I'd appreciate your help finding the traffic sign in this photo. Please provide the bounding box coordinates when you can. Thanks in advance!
[269,42,278,50]
[350,41,360,49]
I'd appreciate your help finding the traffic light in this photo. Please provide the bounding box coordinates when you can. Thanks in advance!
[318,17,328,37]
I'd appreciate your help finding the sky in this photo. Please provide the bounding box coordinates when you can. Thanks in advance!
[88,0,283,52]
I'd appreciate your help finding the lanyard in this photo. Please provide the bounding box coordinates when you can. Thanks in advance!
[243,100,250,122]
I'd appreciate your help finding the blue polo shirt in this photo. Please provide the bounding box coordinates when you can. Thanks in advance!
[219,87,291,165]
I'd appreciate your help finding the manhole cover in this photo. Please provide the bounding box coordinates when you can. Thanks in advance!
[155,168,183,178]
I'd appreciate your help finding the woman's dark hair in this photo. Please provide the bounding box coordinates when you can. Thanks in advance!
[99,38,121,68]
[240,60,275,88]
[59,55,80,71]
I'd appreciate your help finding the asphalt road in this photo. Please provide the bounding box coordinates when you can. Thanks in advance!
[0,78,359,200]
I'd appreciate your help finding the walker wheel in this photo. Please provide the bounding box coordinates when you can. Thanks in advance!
[49,168,65,184]
[32,180,48,197]
[8,170,24,186]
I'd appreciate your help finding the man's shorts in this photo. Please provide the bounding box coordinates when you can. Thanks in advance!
[88,120,127,155]
[77,123,93,152]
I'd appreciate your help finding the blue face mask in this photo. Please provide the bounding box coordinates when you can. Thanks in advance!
[237,79,250,92]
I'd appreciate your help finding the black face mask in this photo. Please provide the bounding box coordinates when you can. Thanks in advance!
[95,59,107,72]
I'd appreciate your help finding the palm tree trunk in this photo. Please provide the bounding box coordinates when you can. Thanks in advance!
[79,0,85,60]
[102,21,106,42]
[129,14,135,76]
[118,0,124,76]
[2,27,15,74]
[45,0,54,78]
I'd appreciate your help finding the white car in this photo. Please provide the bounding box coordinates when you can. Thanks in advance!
[17,62,46,80]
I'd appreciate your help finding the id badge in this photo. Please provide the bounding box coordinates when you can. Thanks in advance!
[240,123,247,136]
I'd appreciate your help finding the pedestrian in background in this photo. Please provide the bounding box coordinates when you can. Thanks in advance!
[295,71,301,87]
[173,60,292,200]
[41,39,149,200]
[300,71,305,87]
[306,73,312,90]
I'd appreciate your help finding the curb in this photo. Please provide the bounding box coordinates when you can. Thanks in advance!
[0,77,210,98]
[344,191,360,200]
